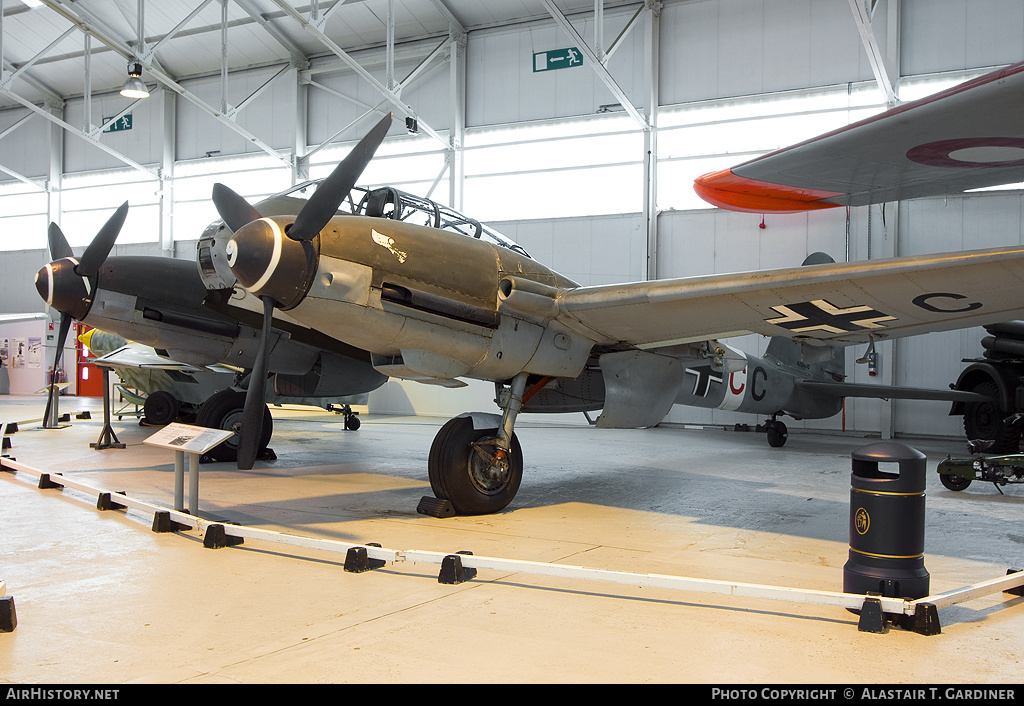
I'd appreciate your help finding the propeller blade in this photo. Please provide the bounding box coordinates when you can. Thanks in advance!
[236,295,274,470]
[42,315,72,428]
[287,112,392,242]
[77,201,129,277]
[47,223,74,261]
[212,183,263,232]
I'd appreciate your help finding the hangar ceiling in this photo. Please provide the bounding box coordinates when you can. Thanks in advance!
[0,0,643,111]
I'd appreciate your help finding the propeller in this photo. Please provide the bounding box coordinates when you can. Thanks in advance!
[236,294,274,469]
[211,183,262,232]
[287,112,393,242]
[47,223,74,261]
[37,202,129,427]
[41,314,72,429]
[78,202,129,276]
[212,114,392,469]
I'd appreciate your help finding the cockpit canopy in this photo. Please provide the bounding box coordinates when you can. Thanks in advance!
[286,181,531,258]
[197,181,531,291]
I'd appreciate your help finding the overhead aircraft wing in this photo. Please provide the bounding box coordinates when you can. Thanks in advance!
[556,245,1024,349]
[693,61,1024,213]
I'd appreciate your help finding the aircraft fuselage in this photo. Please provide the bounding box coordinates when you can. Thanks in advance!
[229,215,594,384]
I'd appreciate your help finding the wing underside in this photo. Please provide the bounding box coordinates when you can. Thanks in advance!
[556,245,1024,349]
[694,61,1024,213]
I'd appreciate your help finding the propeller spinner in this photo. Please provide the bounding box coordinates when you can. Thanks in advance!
[211,112,393,470]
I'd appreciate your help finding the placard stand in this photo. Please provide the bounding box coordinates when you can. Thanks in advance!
[143,423,234,515]
[91,368,124,450]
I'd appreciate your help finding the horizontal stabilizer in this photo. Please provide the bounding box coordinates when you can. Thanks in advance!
[796,380,992,403]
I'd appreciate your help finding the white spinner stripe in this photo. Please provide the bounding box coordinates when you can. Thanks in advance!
[44,263,54,305]
[249,218,284,293]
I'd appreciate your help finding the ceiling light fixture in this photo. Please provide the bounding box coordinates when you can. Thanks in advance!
[120,60,149,99]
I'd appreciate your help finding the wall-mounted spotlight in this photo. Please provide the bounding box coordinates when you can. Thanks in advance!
[406,117,418,134]
[120,60,150,99]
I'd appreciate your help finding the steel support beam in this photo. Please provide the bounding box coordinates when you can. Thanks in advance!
[447,26,466,211]
[159,88,176,256]
[270,0,446,148]
[541,0,650,131]
[39,0,292,168]
[848,0,899,106]
[1,88,157,179]
[643,2,660,281]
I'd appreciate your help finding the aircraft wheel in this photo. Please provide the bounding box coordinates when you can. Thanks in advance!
[963,382,1020,452]
[766,420,788,448]
[195,389,273,462]
[143,390,179,426]
[428,416,523,515]
[940,473,972,491]
[345,414,361,431]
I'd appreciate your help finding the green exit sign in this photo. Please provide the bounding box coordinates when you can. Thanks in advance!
[102,115,133,133]
[533,47,583,72]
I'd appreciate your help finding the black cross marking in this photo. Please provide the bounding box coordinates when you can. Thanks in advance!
[685,366,723,397]
[766,299,896,335]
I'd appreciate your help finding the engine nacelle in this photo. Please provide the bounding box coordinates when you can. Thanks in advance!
[274,351,387,398]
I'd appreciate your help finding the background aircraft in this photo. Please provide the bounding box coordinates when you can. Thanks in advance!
[80,328,366,457]
[216,112,1024,517]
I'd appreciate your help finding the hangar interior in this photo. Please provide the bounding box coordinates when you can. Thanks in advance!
[2,0,1024,440]
[5,0,1024,684]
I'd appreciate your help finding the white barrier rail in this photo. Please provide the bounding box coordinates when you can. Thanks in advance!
[3,455,1022,635]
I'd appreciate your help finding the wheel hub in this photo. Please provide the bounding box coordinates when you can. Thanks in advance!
[468,438,510,494]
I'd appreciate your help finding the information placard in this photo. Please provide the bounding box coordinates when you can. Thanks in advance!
[143,423,233,455]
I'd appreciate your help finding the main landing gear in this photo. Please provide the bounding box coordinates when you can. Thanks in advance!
[428,373,530,515]
[195,389,274,463]
[766,415,788,448]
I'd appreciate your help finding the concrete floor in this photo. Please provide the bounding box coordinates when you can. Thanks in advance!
[1,394,1023,684]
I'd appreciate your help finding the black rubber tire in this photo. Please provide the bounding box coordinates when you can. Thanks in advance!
[963,381,1020,453]
[345,414,361,431]
[428,416,523,515]
[940,473,972,491]
[195,389,273,462]
[766,420,788,448]
[143,390,179,426]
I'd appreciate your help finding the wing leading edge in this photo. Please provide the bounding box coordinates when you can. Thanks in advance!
[555,245,1024,349]
[694,61,1024,213]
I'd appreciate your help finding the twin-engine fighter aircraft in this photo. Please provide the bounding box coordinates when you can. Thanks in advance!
[218,112,1024,516]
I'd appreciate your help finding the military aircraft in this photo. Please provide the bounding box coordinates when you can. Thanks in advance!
[210,100,1024,516]
[34,198,386,460]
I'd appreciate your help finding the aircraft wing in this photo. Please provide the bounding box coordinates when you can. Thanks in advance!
[0,313,48,324]
[92,343,235,374]
[693,61,1024,213]
[556,245,1024,349]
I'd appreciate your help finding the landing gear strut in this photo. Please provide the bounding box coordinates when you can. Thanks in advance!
[766,415,788,448]
[428,373,530,515]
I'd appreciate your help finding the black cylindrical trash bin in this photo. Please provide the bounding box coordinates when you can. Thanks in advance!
[843,441,930,599]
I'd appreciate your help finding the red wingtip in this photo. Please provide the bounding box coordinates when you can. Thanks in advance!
[694,168,845,214]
